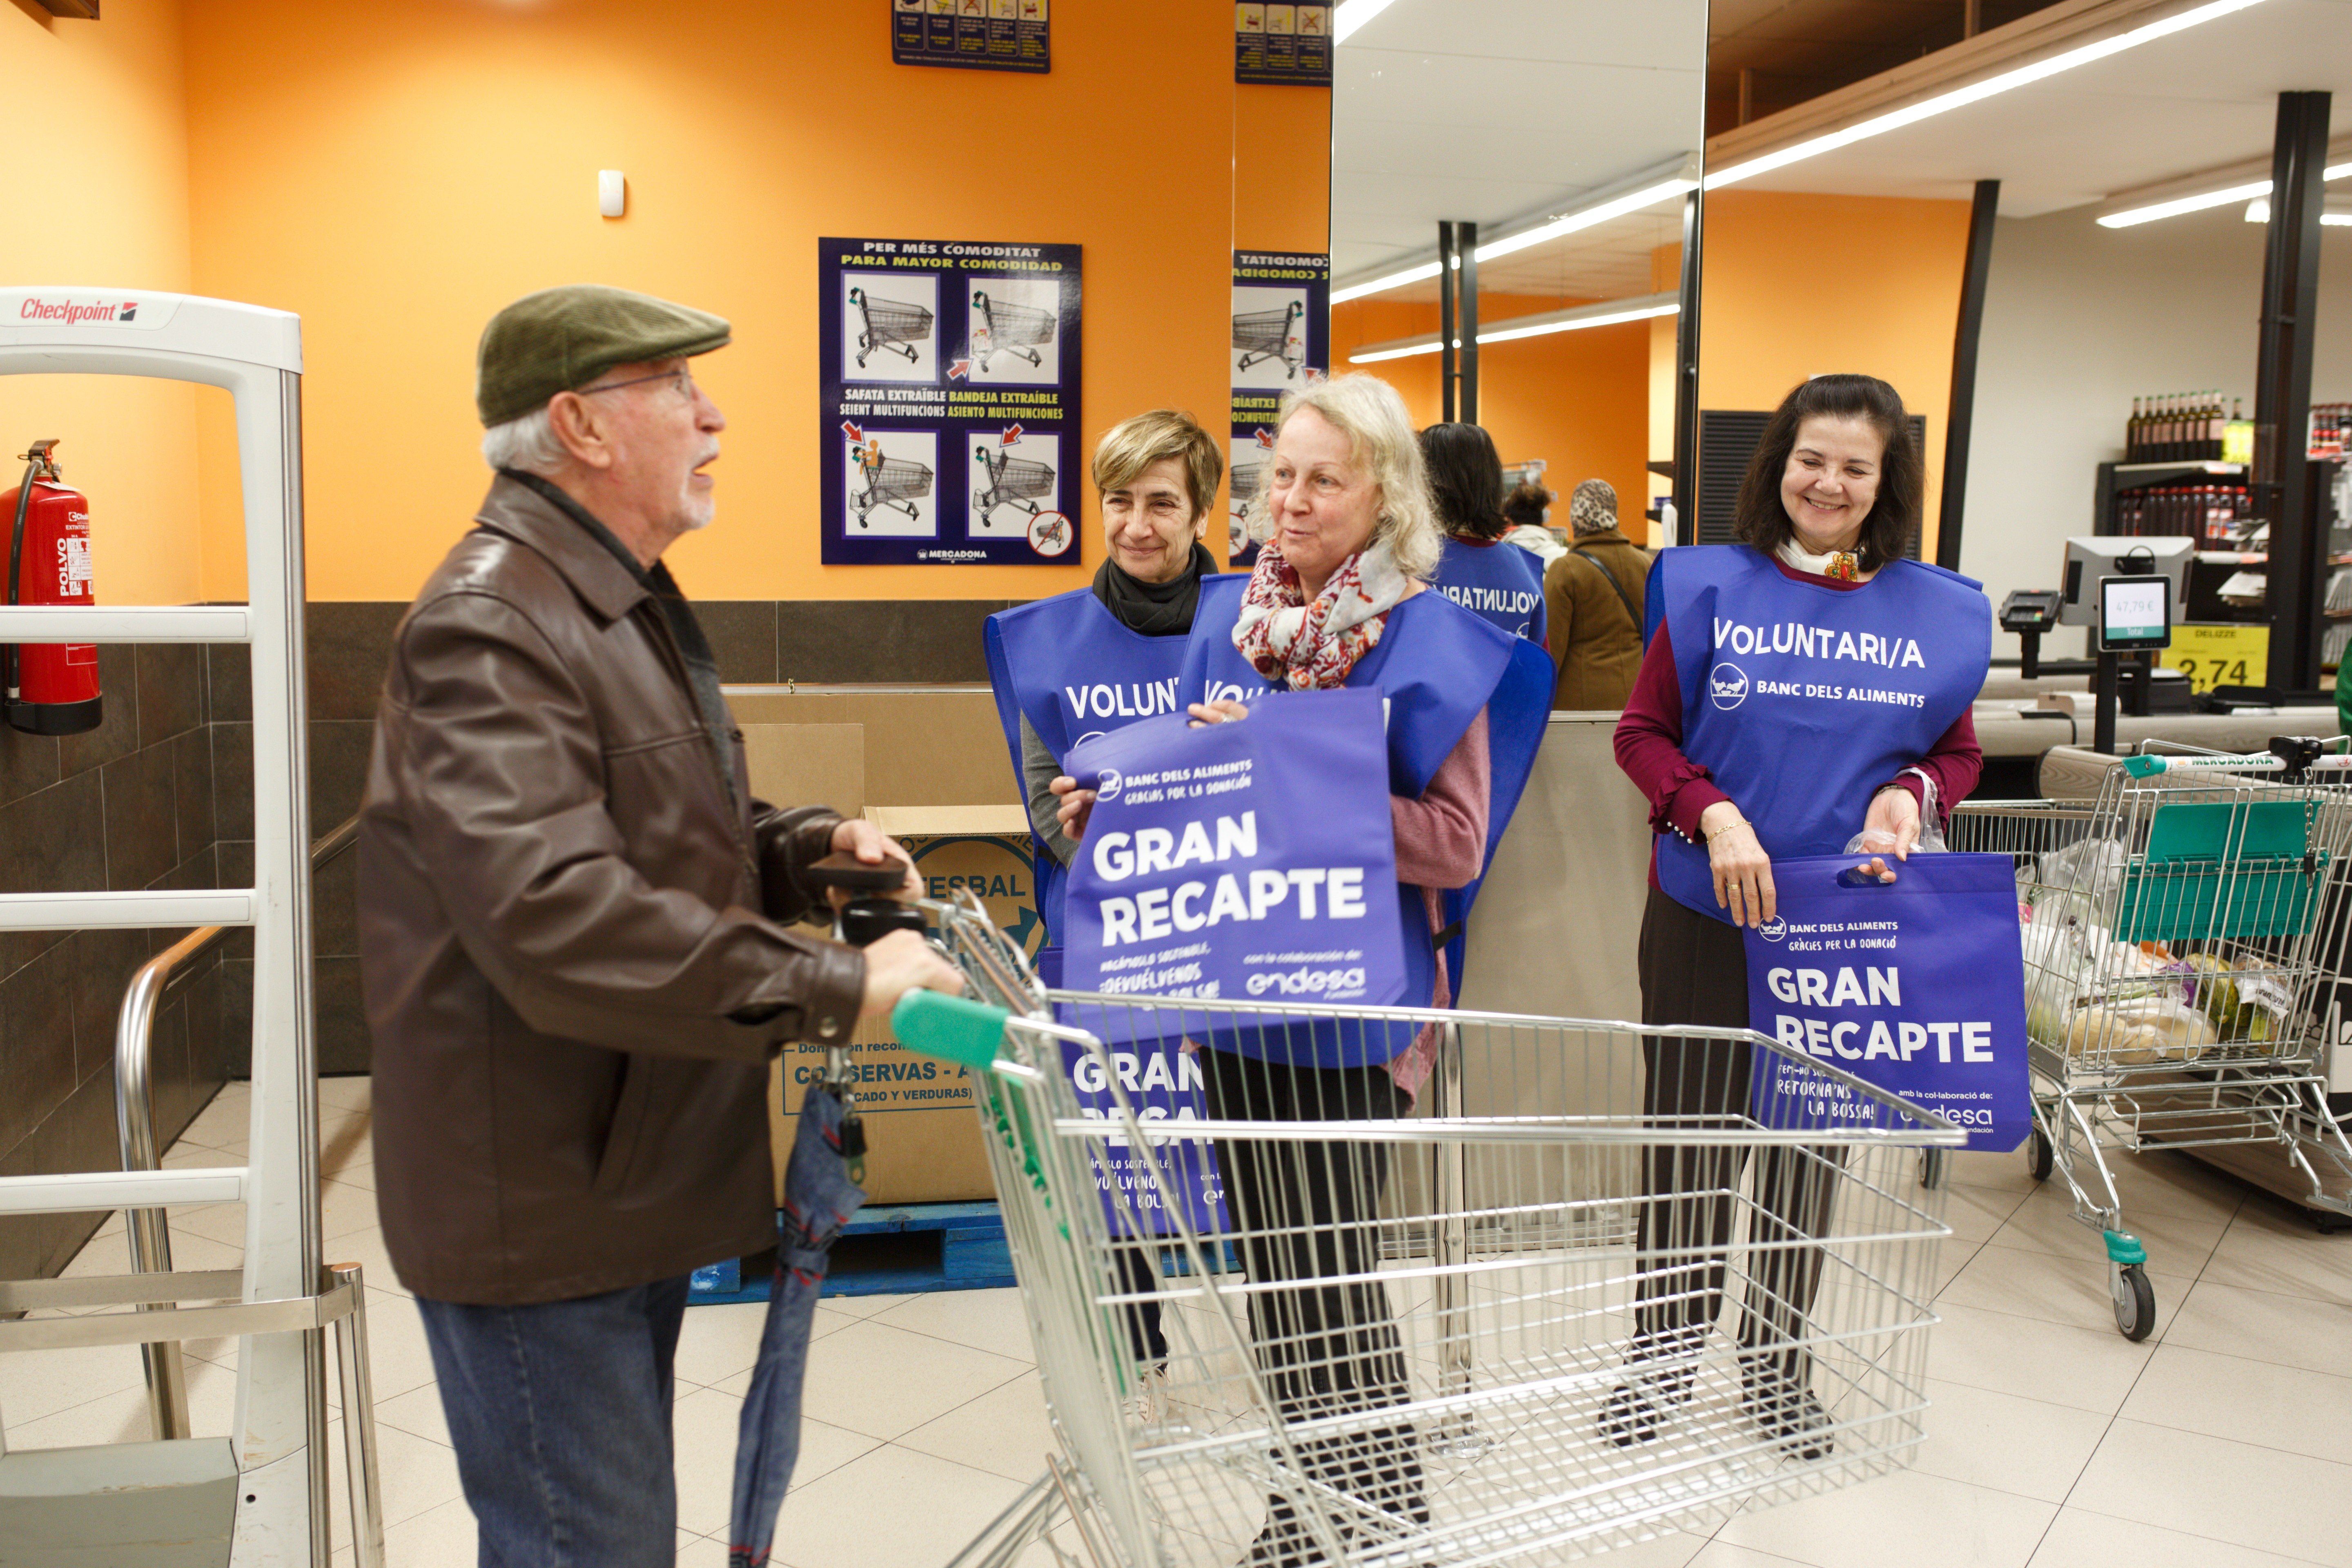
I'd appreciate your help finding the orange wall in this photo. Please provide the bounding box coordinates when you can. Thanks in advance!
[1332,293,1650,527]
[1234,84,1330,256]
[177,1,1250,602]
[1697,189,1971,558]
[0,0,205,609]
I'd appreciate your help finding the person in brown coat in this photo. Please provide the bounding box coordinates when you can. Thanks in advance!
[1542,478,1651,709]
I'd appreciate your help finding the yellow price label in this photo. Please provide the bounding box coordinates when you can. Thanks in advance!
[2161,623,2268,693]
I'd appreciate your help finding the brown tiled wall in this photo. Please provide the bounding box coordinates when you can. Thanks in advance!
[0,644,230,1283]
[1,595,1013,1281]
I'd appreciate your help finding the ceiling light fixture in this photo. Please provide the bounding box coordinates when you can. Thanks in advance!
[2243,198,2352,226]
[1706,0,2270,191]
[1332,0,1401,45]
[2105,159,2352,228]
[1330,157,1699,305]
[1348,293,1679,363]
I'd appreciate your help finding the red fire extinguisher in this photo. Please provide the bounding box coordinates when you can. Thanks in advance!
[4,439,102,736]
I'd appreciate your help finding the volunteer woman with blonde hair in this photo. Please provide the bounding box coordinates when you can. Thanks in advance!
[1608,372,1988,1459]
[1052,372,1550,1566]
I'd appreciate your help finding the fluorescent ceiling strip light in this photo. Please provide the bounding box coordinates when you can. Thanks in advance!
[1348,293,1678,363]
[2244,198,2352,226]
[1332,0,1399,45]
[2107,160,2352,227]
[1705,0,2269,191]
[1332,260,1445,306]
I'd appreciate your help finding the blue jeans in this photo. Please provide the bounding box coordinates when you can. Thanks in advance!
[415,1274,690,1568]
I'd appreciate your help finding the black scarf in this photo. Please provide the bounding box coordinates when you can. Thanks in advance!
[1092,541,1215,637]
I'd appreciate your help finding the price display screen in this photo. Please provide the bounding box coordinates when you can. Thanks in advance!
[2099,575,2172,652]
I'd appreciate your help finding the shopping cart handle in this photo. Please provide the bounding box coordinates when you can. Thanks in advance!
[891,988,1011,1071]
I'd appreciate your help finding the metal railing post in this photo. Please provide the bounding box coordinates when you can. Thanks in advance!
[1428,1019,1484,1458]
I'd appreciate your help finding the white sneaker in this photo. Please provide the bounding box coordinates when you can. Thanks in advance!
[1122,1365,1169,1425]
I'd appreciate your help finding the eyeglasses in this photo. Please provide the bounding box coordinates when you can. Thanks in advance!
[577,368,699,403]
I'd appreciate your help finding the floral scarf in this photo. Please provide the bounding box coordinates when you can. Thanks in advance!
[1233,537,1413,690]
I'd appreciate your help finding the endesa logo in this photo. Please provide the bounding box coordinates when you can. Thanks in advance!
[18,297,139,327]
[1708,662,1749,711]
[1246,965,1367,998]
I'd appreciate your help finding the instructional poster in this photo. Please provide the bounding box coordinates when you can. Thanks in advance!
[819,236,1083,565]
[1227,251,1329,567]
[1234,4,1332,85]
[892,0,1050,74]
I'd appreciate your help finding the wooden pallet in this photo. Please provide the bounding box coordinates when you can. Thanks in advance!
[689,1200,1016,1304]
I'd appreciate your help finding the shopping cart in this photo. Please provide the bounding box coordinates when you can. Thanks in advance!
[1234,300,1307,379]
[849,286,933,369]
[898,892,1960,1568]
[1950,742,2352,1339]
[1229,457,1265,508]
[974,444,1056,526]
[852,446,933,527]
[972,289,1056,370]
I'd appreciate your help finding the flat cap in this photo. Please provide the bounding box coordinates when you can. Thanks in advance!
[476,284,731,426]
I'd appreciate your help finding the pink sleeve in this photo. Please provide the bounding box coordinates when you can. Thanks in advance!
[1611,621,1729,843]
[1392,709,1489,891]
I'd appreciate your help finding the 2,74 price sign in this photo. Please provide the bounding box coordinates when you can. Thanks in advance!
[2160,623,2270,693]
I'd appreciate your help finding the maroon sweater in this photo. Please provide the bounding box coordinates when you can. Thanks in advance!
[1613,559,1982,886]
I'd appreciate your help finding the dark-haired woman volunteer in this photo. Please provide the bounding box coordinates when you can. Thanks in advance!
[1420,421,1548,646]
[1609,373,1989,1458]
[1056,374,1551,1567]
[983,408,1231,1417]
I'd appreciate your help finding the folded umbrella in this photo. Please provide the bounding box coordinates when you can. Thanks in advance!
[728,1082,867,1568]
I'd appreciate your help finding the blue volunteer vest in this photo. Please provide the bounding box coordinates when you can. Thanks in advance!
[1650,546,1990,922]
[1430,534,1548,645]
[1178,578,1552,1060]
[984,586,1230,950]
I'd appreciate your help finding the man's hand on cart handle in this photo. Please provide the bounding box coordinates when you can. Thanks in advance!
[828,818,922,908]
[858,929,965,1022]
[1702,801,1776,928]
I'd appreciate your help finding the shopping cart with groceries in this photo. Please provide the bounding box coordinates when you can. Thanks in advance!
[973,444,1056,527]
[849,286,933,369]
[886,891,1961,1568]
[851,443,933,528]
[1948,737,2352,1340]
[971,289,1056,370]
[1234,300,1307,379]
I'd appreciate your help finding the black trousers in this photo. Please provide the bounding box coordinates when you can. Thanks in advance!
[1635,888,1842,1383]
[1201,1046,1423,1546]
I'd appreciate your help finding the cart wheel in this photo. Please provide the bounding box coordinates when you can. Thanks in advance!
[2112,1263,2156,1341]
[2026,1128,2054,1183]
[1919,1149,1947,1190]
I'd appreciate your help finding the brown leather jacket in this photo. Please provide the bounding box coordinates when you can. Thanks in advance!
[359,474,866,1305]
[1542,529,1651,711]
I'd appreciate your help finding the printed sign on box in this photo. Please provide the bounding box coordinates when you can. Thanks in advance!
[820,236,1082,565]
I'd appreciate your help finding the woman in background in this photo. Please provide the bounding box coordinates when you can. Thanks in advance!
[1541,478,1650,710]
[1420,421,1548,647]
[1499,479,1568,568]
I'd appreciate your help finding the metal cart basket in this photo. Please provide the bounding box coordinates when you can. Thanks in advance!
[853,451,933,527]
[1949,746,2352,1340]
[973,290,1056,370]
[1234,301,1307,379]
[901,895,1960,1568]
[1229,457,1266,508]
[975,444,1056,526]
[849,286,933,369]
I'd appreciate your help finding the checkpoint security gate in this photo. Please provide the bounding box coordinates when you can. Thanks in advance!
[0,289,352,1566]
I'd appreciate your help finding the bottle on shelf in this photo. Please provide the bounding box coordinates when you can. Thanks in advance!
[2128,396,2143,461]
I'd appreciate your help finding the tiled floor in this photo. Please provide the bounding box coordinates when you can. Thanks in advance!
[9,1081,2352,1568]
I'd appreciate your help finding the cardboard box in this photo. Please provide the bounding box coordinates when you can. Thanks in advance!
[730,687,1038,1205]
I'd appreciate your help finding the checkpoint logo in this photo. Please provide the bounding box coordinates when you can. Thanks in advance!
[1708,662,1749,711]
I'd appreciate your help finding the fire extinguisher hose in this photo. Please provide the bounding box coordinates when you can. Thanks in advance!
[6,440,61,705]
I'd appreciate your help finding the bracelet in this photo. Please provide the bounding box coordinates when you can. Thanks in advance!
[1705,817,1750,842]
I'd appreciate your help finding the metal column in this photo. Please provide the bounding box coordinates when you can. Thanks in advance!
[1937,179,2001,573]
[1436,220,1480,425]
[1670,189,1704,546]
[2256,91,2332,693]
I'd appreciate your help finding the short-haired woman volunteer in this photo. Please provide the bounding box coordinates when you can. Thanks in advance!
[983,408,1227,1408]
[1054,374,1550,1566]
[1420,421,1548,645]
[1609,374,1988,1457]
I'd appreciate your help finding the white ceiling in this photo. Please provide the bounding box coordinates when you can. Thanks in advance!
[1331,0,1707,301]
[1330,0,2352,309]
[1727,0,2352,216]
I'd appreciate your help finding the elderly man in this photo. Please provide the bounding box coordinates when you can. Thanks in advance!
[1541,477,1652,710]
[359,284,960,1566]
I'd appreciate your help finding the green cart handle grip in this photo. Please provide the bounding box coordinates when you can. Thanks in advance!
[892,988,1011,1072]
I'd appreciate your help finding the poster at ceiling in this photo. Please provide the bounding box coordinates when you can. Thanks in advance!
[819,236,1082,565]
[1227,250,1329,567]
[1234,3,1332,85]
[891,0,1050,74]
